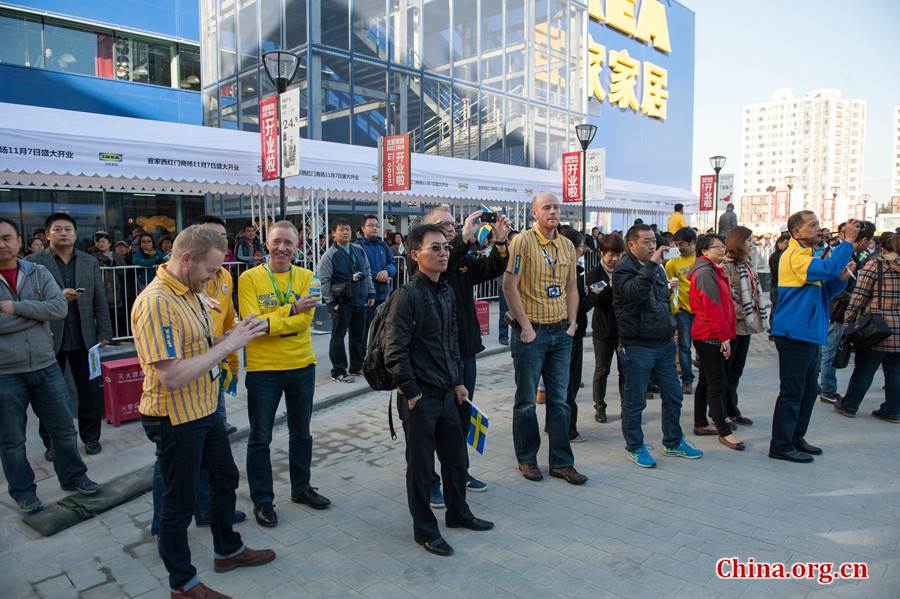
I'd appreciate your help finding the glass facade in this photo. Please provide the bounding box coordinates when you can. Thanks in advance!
[201,0,587,170]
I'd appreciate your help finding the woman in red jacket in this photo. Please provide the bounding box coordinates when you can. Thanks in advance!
[688,235,744,450]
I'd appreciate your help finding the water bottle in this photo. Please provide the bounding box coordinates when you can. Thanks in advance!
[309,273,322,304]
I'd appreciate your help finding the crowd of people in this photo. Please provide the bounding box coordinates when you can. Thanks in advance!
[0,196,898,599]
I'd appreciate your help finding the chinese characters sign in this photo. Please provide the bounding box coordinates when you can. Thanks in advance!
[775,191,790,221]
[382,134,411,191]
[562,152,582,203]
[260,96,280,181]
[699,175,715,211]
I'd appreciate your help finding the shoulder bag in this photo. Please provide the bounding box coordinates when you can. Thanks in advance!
[846,260,891,350]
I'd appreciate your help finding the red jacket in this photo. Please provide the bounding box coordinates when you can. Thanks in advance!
[688,256,736,342]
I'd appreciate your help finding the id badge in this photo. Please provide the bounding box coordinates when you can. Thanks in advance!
[210,365,220,381]
[547,285,561,298]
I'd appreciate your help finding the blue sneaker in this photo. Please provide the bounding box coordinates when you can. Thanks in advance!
[627,444,656,468]
[663,439,703,459]
[466,475,488,492]
[430,485,445,509]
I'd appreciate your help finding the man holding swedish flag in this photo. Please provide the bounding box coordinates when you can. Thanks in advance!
[769,212,859,464]
[238,220,331,529]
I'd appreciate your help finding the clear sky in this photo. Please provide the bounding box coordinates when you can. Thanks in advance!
[688,0,900,205]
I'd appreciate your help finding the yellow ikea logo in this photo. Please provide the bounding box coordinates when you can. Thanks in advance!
[99,152,123,163]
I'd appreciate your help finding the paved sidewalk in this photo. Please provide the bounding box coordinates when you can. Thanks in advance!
[1,335,898,598]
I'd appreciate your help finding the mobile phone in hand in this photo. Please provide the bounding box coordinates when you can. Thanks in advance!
[75,287,86,293]
[589,280,608,293]
[663,248,680,261]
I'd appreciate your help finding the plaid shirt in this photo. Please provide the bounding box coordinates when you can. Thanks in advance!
[844,257,900,353]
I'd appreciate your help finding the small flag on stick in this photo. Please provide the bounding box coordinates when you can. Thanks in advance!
[466,400,489,455]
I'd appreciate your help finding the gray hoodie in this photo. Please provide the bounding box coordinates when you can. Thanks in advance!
[0,259,68,375]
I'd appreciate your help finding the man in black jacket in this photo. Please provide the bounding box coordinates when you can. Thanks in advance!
[613,224,703,468]
[420,206,509,497]
[384,224,494,557]
[586,233,625,423]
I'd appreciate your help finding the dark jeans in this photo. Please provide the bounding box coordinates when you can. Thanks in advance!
[675,312,695,384]
[841,350,899,417]
[39,347,103,448]
[592,336,624,409]
[399,390,473,542]
[142,412,242,591]
[564,333,585,436]
[246,366,315,506]
[510,326,574,468]
[819,322,844,396]
[0,364,88,503]
[693,341,732,436]
[618,340,685,452]
[498,289,509,342]
[329,303,366,377]
[725,335,751,418]
[771,336,820,454]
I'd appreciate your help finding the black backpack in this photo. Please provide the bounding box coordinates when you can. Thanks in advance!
[363,289,402,391]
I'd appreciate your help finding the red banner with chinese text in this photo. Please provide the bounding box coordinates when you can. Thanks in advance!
[260,96,280,181]
[822,197,835,225]
[775,190,789,221]
[562,152,582,203]
[382,134,411,191]
[699,175,715,211]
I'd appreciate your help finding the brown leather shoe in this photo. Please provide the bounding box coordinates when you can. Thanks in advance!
[214,547,276,573]
[535,389,546,404]
[693,424,718,436]
[171,583,232,599]
[518,463,543,481]
[682,383,693,395]
[719,436,746,451]
[549,466,588,485]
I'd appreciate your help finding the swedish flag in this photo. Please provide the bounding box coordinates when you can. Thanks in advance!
[466,402,490,455]
[221,363,238,396]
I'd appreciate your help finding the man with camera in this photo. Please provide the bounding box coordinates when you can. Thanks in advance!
[318,219,375,383]
[769,212,858,463]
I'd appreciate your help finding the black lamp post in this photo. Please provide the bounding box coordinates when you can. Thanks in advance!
[262,50,301,220]
[575,123,597,235]
[710,155,726,233]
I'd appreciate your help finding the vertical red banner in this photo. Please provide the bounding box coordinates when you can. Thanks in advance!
[260,96,280,181]
[561,152,582,203]
[774,190,789,221]
[382,134,411,191]
[699,175,715,211]
[822,198,835,225]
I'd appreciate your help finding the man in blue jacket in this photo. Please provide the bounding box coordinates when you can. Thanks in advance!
[358,215,397,330]
[769,212,859,463]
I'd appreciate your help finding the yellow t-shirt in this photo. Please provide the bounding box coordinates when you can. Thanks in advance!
[664,254,696,313]
[238,264,317,372]
[667,211,687,234]
[205,267,238,376]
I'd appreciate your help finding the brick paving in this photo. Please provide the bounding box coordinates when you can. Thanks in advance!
[1,330,898,598]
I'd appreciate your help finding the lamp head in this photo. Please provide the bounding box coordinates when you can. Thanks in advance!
[709,155,726,172]
[575,123,597,151]
[262,51,301,93]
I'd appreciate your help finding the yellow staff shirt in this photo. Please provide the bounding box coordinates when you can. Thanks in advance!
[505,227,576,324]
[664,254,696,313]
[238,264,317,372]
[133,264,218,425]
[205,267,239,376]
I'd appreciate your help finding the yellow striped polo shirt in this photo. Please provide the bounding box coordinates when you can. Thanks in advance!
[505,227,576,324]
[132,264,218,425]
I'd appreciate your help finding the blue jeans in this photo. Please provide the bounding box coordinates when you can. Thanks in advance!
[142,412,242,591]
[771,337,820,454]
[498,290,509,342]
[246,365,315,506]
[675,311,695,384]
[0,364,89,502]
[819,322,844,395]
[618,340,685,452]
[840,350,899,417]
[510,327,574,468]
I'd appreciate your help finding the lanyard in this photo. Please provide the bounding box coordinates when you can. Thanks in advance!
[181,293,212,348]
[265,265,293,306]
[539,243,557,274]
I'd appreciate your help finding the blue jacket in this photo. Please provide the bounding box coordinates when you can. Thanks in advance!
[317,243,375,307]
[771,238,852,345]
[358,236,397,301]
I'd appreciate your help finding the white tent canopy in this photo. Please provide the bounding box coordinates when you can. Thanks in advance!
[0,102,695,210]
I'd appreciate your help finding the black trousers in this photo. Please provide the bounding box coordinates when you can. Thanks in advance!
[564,333,585,436]
[40,348,102,448]
[770,337,820,454]
[693,341,732,437]
[400,391,473,542]
[725,334,751,418]
[592,336,624,410]
[329,303,366,377]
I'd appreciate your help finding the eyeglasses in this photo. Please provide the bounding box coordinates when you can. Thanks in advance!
[425,243,453,254]
[435,220,457,229]
[709,244,726,251]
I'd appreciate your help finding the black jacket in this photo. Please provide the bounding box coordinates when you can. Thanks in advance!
[383,273,463,399]
[612,252,676,346]
[586,263,617,341]
[572,264,596,337]
[408,236,507,357]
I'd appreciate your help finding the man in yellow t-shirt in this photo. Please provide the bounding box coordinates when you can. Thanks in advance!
[667,203,688,234]
[238,220,327,529]
[664,226,697,395]
[132,226,274,596]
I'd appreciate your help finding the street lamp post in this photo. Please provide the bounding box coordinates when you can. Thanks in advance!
[574,123,597,235]
[262,50,301,220]
[710,155,726,233]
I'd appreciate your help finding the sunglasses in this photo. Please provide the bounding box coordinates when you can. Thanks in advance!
[424,243,453,253]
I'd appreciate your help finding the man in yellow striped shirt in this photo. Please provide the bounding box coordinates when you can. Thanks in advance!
[238,220,329,529]
[133,226,275,598]
[502,192,587,486]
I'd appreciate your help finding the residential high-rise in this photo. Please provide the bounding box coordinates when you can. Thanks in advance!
[739,89,866,229]
[892,105,900,207]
